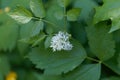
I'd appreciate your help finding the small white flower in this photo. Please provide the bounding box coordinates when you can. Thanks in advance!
[50,31,73,52]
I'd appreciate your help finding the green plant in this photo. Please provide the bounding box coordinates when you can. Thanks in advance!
[0,0,120,80]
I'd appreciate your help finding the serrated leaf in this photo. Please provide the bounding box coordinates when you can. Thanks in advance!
[57,0,71,7]
[30,21,44,37]
[44,35,52,49]
[28,39,86,75]
[86,22,115,61]
[8,6,32,24]
[0,14,19,51]
[0,24,18,51]
[64,64,101,80]
[94,0,120,33]
[30,0,46,18]
[67,8,81,21]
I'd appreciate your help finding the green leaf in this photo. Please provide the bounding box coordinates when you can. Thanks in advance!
[30,0,46,18]
[19,36,39,44]
[18,21,34,54]
[28,39,86,75]
[30,21,44,37]
[1,0,30,8]
[94,0,120,33]
[25,72,38,80]
[0,55,10,76]
[44,35,52,49]
[64,64,101,80]
[103,53,120,75]
[54,10,64,20]
[0,14,19,51]
[8,6,32,24]
[86,22,115,61]
[45,1,67,32]
[57,0,71,7]
[101,76,120,80]
[73,0,97,24]
[70,22,87,45]
[0,72,3,80]
[118,53,120,68]
[67,8,81,21]
[20,32,46,47]
[32,33,46,47]
[0,24,18,51]
[34,73,63,80]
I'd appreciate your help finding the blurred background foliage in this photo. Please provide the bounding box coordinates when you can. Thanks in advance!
[0,0,120,80]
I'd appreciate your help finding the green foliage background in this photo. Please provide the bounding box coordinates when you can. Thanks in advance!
[0,0,120,80]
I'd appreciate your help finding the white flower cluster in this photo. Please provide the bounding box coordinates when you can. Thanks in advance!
[50,31,73,52]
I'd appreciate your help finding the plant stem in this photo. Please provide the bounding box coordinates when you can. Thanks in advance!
[86,56,101,63]
[32,17,40,20]
[63,6,67,30]
[42,19,59,28]
[32,17,59,28]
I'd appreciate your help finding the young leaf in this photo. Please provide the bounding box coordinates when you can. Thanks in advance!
[8,6,32,24]
[86,22,115,61]
[57,0,71,7]
[30,21,44,37]
[28,39,86,75]
[67,8,81,21]
[94,0,120,33]
[30,0,46,18]
[64,64,101,80]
